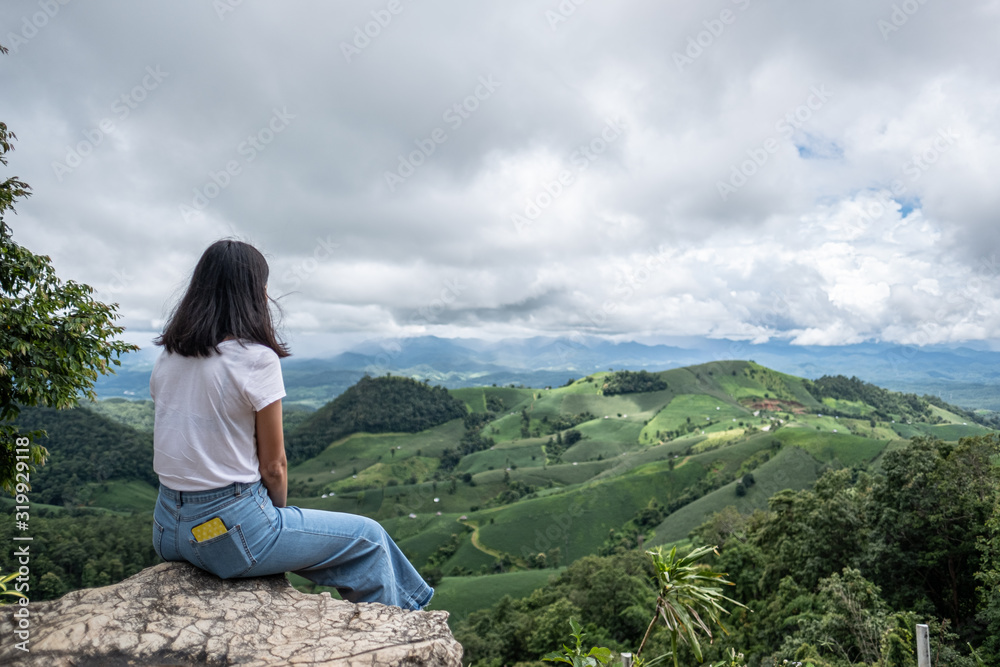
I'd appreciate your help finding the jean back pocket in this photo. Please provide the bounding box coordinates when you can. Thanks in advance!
[189,523,256,579]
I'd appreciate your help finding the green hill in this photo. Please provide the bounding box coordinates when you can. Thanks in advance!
[9,358,997,637]
[84,397,156,432]
[12,405,157,507]
[285,375,467,464]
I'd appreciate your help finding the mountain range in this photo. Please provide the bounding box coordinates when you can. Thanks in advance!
[96,336,1000,411]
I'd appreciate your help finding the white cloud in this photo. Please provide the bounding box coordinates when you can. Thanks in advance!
[2,0,999,351]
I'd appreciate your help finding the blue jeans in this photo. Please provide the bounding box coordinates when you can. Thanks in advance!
[152,481,433,611]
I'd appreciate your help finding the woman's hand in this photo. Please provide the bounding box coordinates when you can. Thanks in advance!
[256,399,287,507]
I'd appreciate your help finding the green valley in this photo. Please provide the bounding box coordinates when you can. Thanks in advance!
[4,361,998,665]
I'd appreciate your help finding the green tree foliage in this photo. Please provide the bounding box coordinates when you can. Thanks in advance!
[484,477,537,508]
[542,618,613,667]
[602,370,668,396]
[700,433,1000,665]
[0,509,159,600]
[866,436,1000,628]
[439,405,497,472]
[599,500,666,556]
[547,428,585,460]
[976,496,1000,658]
[542,412,596,435]
[637,545,746,667]
[1,97,137,494]
[460,434,1000,666]
[12,405,155,505]
[456,551,658,665]
[751,468,871,594]
[285,375,467,464]
[420,530,469,579]
[782,568,915,666]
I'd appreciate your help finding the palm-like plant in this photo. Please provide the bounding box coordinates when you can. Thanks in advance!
[637,545,746,667]
[0,569,28,604]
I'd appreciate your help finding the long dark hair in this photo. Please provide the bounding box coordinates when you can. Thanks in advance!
[155,240,290,358]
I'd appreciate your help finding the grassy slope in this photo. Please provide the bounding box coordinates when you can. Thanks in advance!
[426,568,565,627]
[287,419,465,493]
[472,455,712,563]
[85,480,159,513]
[775,426,889,467]
[651,446,820,545]
[66,360,998,629]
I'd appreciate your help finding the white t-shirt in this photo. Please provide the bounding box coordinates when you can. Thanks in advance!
[151,339,286,491]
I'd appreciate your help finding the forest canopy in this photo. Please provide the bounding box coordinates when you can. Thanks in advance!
[456,433,1000,666]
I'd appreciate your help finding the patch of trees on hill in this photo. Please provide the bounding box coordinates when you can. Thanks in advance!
[483,471,538,509]
[540,412,594,435]
[545,428,582,459]
[286,375,467,464]
[805,374,933,421]
[806,374,997,428]
[13,406,156,506]
[598,500,666,556]
[601,370,667,396]
[439,407,497,472]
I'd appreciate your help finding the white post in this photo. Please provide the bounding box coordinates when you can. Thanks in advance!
[916,624,931,667]
[620,652,633,667]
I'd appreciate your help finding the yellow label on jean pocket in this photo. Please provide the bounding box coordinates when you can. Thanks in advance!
[192,517,227,542]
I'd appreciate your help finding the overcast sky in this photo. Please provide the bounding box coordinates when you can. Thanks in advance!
[3,0,999,358]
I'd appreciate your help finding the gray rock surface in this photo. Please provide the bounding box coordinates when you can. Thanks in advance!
[0,561,462,666]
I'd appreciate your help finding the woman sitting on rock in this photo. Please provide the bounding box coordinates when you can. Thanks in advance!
[150,239,432,610]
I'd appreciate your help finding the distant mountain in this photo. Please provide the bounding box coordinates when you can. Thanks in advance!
[93,336,1000,411]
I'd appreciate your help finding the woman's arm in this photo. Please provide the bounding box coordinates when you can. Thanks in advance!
[256,399,287,508]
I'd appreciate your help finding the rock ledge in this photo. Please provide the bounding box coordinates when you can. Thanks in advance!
[0,561,461,666]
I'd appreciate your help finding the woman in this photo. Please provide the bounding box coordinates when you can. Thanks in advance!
[150,239,432,610]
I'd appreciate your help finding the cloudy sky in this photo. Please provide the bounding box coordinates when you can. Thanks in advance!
[3,0,999,358]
